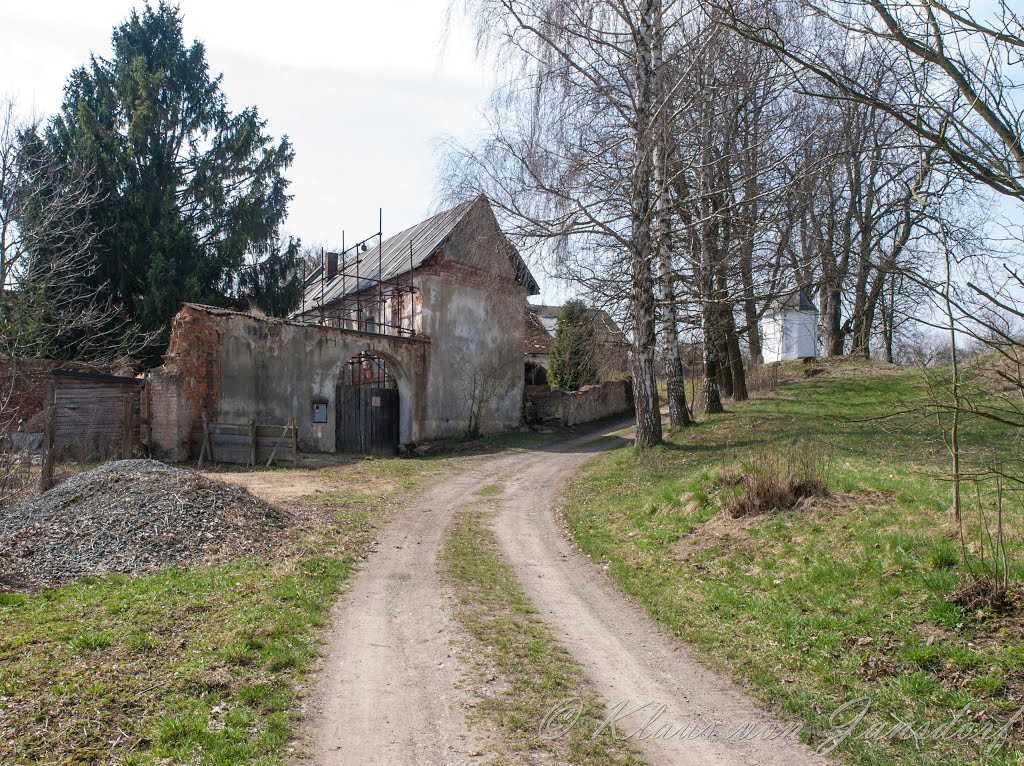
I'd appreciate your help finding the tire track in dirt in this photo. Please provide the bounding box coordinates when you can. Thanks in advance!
[488,432,829,766]
[303,423,827,765]
[302,460,512,765]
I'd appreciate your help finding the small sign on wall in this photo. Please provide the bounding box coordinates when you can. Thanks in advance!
[313,402,328,423]
[371,396,381,408]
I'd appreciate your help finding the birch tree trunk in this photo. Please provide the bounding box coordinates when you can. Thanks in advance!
[699,230,725,414]
[630,0,664,447]
[820,282,845,356]
[651,0,691,428]
[739,236,763,363]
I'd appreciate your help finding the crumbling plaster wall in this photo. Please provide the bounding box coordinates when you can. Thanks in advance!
[150,305,429,460]
[416,261,527,438]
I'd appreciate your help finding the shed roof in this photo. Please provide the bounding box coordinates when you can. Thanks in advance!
[50,369,141,386]
[525,309,553,355]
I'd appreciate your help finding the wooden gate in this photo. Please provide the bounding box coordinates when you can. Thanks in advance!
[336,385,399,456]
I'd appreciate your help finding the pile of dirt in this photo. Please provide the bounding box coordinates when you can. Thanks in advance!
[0,459,291,591]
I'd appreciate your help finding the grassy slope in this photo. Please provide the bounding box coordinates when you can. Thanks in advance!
[563,361,1024,766]
[0,435,543,766]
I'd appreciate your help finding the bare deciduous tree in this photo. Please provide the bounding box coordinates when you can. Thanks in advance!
[1,98,148,507]
[2,100,144,363]
[445,0,718,445]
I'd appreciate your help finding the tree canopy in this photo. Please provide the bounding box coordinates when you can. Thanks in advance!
[43,1,299,361]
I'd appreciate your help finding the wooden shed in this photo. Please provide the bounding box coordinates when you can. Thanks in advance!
[51,369,142,457]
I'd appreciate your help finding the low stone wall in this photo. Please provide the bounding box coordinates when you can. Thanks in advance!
[525,380,633,426]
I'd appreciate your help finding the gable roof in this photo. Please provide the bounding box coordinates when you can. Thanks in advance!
[524,303,629,356]
[529,304,561,336]
[525,309,553,355]
[301,196,539,311]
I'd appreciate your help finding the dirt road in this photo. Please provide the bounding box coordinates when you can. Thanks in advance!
[302,424,827,765]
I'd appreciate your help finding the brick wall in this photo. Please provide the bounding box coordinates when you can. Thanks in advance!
[146,366,192,461]
[163,305,222,429]
[144,305,226,461]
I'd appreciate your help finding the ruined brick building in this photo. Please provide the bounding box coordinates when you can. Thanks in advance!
[149,196,541,459]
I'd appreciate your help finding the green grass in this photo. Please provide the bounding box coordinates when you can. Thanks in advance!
[0,452,463,765]
[0,428,559,765]
[563,361,1024,766]
[440,506,644,765]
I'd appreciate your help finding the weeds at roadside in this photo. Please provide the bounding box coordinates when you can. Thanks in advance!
[563,367,1024,766]
[719,438,833,518]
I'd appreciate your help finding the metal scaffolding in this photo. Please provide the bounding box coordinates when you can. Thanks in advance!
[298,209,420,337]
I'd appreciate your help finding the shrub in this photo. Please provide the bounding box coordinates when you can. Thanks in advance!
[724,439,833,518]
[947,479,1017,616]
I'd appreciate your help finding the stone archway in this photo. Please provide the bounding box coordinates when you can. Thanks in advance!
[525,361,549,386]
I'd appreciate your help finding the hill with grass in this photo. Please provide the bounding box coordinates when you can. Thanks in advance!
[564,359,1023,766]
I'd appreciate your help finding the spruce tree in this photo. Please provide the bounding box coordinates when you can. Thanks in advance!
[549,301,599,391]
[44,2,297,361]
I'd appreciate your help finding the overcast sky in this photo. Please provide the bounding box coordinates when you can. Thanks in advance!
[1,2,567,299]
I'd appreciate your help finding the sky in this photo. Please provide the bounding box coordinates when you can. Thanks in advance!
[0,1,568,302]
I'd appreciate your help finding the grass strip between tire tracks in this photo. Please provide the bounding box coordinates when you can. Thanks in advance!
[440,499,645,766]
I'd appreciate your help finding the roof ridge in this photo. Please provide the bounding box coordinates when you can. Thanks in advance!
[379,196,478,251]
[299,195,538,311]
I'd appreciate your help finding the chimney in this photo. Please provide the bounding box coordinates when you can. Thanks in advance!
[326,251,339,281]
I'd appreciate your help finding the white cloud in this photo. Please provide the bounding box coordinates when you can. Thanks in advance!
[0,1,494,239]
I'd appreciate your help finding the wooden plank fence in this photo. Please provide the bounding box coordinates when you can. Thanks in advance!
[39,381,56,492]
[51,372,142,452]
[196,414,298,468]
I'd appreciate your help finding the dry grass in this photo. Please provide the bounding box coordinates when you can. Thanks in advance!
[745,357,903,399]
[563,366,1024,765]
[722,439,833,518]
